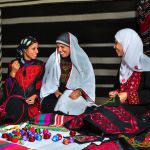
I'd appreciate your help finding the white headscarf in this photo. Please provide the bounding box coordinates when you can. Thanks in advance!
[40,33,95,102]
[115,28,150,84]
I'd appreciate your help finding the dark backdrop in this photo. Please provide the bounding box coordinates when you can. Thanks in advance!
[1,0,137,99]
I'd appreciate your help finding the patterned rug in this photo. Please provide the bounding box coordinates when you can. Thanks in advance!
[0,139,34,150]
[1,112,150,150]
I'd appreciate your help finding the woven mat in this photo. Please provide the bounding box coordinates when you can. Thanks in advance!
[0,139,35,150]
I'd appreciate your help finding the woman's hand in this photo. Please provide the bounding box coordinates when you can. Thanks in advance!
[10,60,20,78]
[109,90,118,98]
[26,94,37,105]
[118,92,127,104]
[54,90,62,98]
[69,89,82,100]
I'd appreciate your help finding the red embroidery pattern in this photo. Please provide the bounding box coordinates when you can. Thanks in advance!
[143,110,150,117]
[105,106,139,133]
[69,114,86,129]
[36,80,42,90]
[16,65,42,90]
[90,112,121,134]
[120,72,141,104]
[145,132,150,141]
[74,135,100,143]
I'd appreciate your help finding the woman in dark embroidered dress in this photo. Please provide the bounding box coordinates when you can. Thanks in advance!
[40,32,95,115]
[65,28,150,137]
[0,36,45,124]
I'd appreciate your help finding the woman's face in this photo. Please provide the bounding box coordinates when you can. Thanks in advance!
[56,43,70,58]
[114,40,124,57]
[24,42,39,60]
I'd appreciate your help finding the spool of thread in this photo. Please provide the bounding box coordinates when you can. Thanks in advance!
[2,133,8,138]
[56,134,62,140]
[35,128,41,134]
[43,133,50,139]
[52,135,59,142]
[43,129,49,134]
[63,138,70,145]
[35,134,42,141]
[70,131,76,137]
[69,137,74,143]
[29,136,35,142]
[22,135,28,141]
[11,137,19,143]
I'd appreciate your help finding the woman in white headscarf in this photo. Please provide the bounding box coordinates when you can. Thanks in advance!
[65,29,150,139]
[40,32,95,115]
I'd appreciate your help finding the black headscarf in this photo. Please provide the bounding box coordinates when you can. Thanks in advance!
[16,36,37,64]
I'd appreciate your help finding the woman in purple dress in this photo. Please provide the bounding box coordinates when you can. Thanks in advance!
[0,36,44,124]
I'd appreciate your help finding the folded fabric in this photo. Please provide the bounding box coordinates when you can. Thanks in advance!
[54,90,88,115]
[30,113,74,126]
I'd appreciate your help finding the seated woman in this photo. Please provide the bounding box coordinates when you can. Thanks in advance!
[65,28,150,137]
[0,36,45,124]
[40,32,95,115]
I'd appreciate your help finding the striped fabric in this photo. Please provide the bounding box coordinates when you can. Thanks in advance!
[1,0,137,100]
[31,113,74,126]
[53,114,64,126]
[33,113,53,126]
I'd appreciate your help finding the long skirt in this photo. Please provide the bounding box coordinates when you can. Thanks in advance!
[4,97,29,124]
[0,95,40,124]
[65,105,150,137]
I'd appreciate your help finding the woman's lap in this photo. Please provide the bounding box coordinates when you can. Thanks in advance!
[41,94,58,113]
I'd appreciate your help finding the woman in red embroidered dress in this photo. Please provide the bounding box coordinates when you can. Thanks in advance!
[65,28,150,137]
[0,36,45,124]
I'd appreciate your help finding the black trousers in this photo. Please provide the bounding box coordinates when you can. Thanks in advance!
[41,94,58,113]
[41,85,66,113]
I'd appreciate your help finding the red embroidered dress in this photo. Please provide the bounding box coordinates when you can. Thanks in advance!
[0,59,44,124]
[65,71,150,137]
[120,72,141,104]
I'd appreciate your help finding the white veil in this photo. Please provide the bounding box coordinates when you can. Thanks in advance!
[115,28,150,83]
[40,33,95,103]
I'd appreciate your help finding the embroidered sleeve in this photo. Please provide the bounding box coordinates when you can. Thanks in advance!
[127,90,140,104]
[120,72,141,105]
[35,62,45,97]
